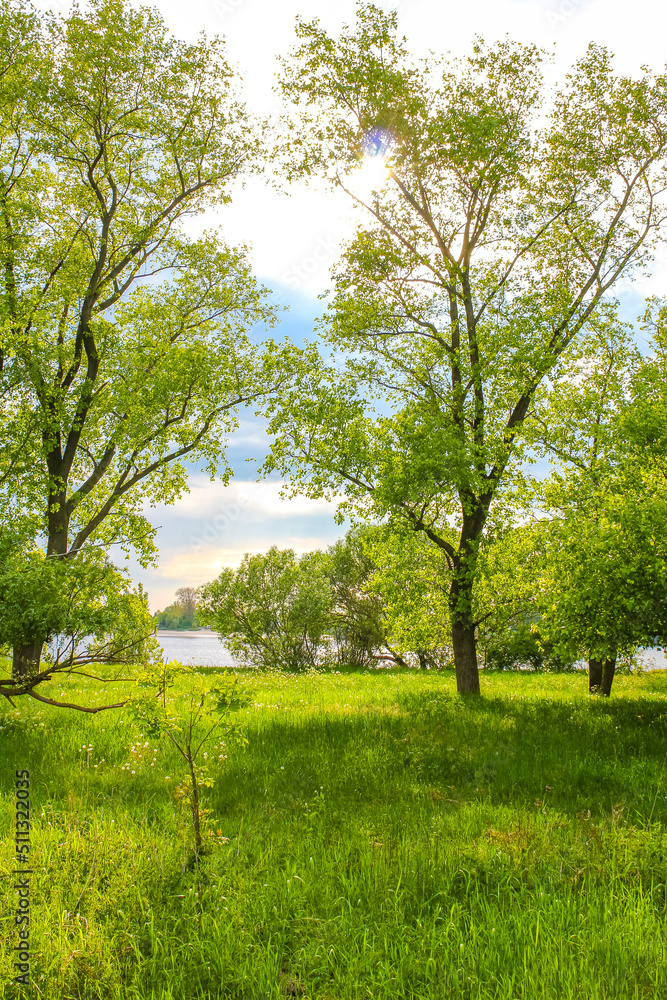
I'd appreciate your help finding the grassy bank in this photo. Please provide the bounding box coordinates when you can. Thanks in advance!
[2,663,667,998]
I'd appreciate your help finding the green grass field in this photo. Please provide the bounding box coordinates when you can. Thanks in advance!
[2,661,667,999]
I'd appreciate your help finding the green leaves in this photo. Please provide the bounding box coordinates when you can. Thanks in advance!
[197,547,335,672]
[272,9,667,689]
[0,535,159,666]
[0,0,303,603]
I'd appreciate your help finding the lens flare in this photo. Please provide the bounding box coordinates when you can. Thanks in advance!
[353,127,393,200]
[362,127,393,158]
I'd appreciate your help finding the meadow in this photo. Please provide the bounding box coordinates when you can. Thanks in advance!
[2,660,667,999]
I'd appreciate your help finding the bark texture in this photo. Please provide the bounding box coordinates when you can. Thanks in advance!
[451,622,480,694]
[600,656,617,697]
[12,640,44,684]
[588,657,603,693]
[589,655,617,696]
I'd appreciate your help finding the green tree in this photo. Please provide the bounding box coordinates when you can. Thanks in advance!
[473,524,576,673]
[265,8,667,693]
[0,0,299,693]
[175,587,198,621]
[154,604,194,631]
[0,531,161,711]
[127,662,250,874]
[325,527,408,668]
[533,500,667,695]
[622,298,667,483]
[526,308,667,695]
[363,526,452,669]
[197,547,334,672]
[155,587,199,630]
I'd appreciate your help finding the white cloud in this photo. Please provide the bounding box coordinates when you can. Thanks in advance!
[160,533,338,582]
[143,477,341,520]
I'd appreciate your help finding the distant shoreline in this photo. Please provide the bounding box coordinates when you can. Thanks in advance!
[156,629,220,637]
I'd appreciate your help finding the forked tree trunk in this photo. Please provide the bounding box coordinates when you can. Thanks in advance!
[600,656,617,697]
[12,640,44,684]
[589,654,617,696]
[588,656,603,693]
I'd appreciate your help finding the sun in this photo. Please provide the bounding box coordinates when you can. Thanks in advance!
[351,127,394,201]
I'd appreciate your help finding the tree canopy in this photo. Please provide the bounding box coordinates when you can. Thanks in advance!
[263,7,667,693]
[0,0,300,700]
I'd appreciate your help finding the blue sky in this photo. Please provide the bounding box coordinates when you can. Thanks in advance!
[36,0,667,611]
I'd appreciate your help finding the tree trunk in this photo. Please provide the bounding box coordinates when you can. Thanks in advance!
[12,640,44,684]
[417,648,428,670]
[188,755,202,865]
[588,656,603,693]
[449,562,481,695]
[45,481,69,557]
[600,656,616,697]
[451,623,480,694]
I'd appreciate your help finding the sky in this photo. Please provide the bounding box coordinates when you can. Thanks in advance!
[37,0,667,611]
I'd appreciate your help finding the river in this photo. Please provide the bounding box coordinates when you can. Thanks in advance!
[153,631,667,671]
[155,629,236,667]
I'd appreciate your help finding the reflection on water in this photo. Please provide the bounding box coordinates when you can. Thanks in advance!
[156,630,236,667]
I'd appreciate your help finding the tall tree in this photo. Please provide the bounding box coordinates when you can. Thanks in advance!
[175,587,198,620]
[0,0,299,696]
[266,8,667,693]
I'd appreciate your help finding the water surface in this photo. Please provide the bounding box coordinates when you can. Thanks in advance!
[155,630,236,667]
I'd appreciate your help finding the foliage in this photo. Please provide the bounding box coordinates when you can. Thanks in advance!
[0,531,161,708]
[363,526,453,668]
[0,0,302,692]
[266,7,667,694]
[197,546,334,671]
[126,660,250,868]
[154,604,197,630]
[325,526,407,667]
[622,297,667,483]
[175,586,198,618]
[534,497,667,667]
[154,587,200,629]
[520,311,667,692]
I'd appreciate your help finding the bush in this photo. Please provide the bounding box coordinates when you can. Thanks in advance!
[197,546,334,671]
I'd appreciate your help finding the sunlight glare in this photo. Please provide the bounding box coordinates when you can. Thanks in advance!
[351,126,393,202]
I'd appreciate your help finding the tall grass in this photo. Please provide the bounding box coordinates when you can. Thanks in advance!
[2,661,667,998]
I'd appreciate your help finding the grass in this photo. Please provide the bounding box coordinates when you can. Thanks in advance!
[2,660,667,998]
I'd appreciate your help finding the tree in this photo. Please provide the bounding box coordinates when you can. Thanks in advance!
[363,526,453,669]
[154,604,194,631]
[175,587,198,620]
[526,306,667,695]
[0,530,162,712]
[0,0,299,695]
[473,524,576,673]
[265,8,667,693]
[325,527,408,668]
[127,661,251,873]
[197,547,334,672]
